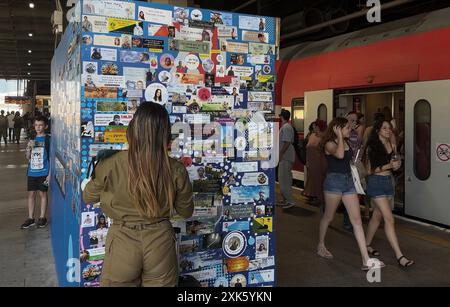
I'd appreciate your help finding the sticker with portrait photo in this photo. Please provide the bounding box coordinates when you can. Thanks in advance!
[82,34,93,45]
[83,62,98,74]
[90,47,117,61]
[137,6,172,24]
[174,7,189,24]
[230,274,247,287]
[160,54,175,69]
[242,31,269,43]
[231,185,269,205]
[223,231,247,258]
[222,221,250,232]
[158,71,172,84]
[132,37,143,48]
[127,99,141,114]
[255,235,269,259]
[123,67,146,90]
[144,83,169,105]
[81,212,95,228]
[241,172,268,186]
[202,58,215,74]
[191,9,203,21]
[121,34,132,49]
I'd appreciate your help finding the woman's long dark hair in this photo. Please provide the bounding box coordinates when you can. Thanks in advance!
[127,102,174,218]
[366,120,392,172]
[319,117,348,152]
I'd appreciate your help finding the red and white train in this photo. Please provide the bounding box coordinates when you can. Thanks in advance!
[276,7,450,227]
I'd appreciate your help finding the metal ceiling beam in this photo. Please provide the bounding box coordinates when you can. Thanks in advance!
[231,0,258,12]
[6,0,21,80]
[282,0,416,41]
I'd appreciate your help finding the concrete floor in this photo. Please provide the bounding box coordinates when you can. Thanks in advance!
[1,138,449,287]
[275,186,450,286]
[0,138,57,287]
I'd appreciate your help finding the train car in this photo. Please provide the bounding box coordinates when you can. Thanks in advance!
[276,7,450,227]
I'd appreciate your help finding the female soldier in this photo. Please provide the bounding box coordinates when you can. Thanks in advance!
[317,117,383,271]
[83,102,194,286]
[364,120,414,268]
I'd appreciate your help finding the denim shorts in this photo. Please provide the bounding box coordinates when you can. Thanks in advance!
[323,172,357,196]
[367,175,394,199]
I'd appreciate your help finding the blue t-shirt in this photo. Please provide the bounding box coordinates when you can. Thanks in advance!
[27,136,49,177]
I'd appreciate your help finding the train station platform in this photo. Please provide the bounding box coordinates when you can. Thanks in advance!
[0,141,57,287]
[1,142,449,287]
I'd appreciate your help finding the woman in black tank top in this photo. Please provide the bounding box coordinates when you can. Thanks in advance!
[365,120,414,268]
[317,117,383,271]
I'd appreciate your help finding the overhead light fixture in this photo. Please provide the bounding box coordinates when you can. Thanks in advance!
[28,50,32,53]
[27,72,31,75]
[28,63,31,66]
[29,3,35,8]
[28,33,33,37]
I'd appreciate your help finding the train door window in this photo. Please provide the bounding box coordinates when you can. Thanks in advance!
[317,103,327,122]
[413,99,431,181]
[292,97,304,133]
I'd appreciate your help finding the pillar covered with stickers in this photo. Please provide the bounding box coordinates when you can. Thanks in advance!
[50,0,280,287]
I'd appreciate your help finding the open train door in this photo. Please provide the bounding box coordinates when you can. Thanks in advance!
[405,80,450,226]
[304,89,333,132]
[303,90,333,183]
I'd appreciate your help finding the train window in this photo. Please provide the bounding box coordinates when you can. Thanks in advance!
[317,104,327,122]
[292,98,304,133]
[414,100,431,181]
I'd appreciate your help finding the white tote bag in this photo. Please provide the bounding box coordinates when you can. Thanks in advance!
[350,163,366,195]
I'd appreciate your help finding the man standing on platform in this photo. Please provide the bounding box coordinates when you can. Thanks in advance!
[0,110,8,145]
[7,111,15,142]
[277,109,296,209]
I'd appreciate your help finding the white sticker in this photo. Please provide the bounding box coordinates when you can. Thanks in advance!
[231,162,259,173]
[83,62,98,74]
[158,71,172,84]
[184,54,200,71]
[82,15,109,33]
[248,91,272,102]
[255,235,269,259]
[137,6,172,24]
[249,269,274,284]
[83,1,135,19]
[230,274,247,287]
[191,9,203,21]
[94,114,133,126]
[223,231,247,258]
[30,147,44,170]
[144,83,169,105]
[91,47,117,61]
[202,58,215,73]
[241,172,268,186]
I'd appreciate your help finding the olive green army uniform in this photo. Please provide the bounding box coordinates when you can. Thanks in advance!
[83,151,193,287]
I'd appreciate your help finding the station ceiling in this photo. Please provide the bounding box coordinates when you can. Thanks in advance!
[0,0,448,95]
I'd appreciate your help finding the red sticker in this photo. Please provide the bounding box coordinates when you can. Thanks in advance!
[198,87,211,102]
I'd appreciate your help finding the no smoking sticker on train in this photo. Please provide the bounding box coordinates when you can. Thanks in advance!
[436,143,450,162]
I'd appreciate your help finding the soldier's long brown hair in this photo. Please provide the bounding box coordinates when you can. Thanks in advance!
[127,102,174,217]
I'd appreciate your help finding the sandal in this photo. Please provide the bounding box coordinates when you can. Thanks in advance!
[317,245,333,259]
[361,258,385,271]
[397,255,415,268]
[367,246,380,257]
